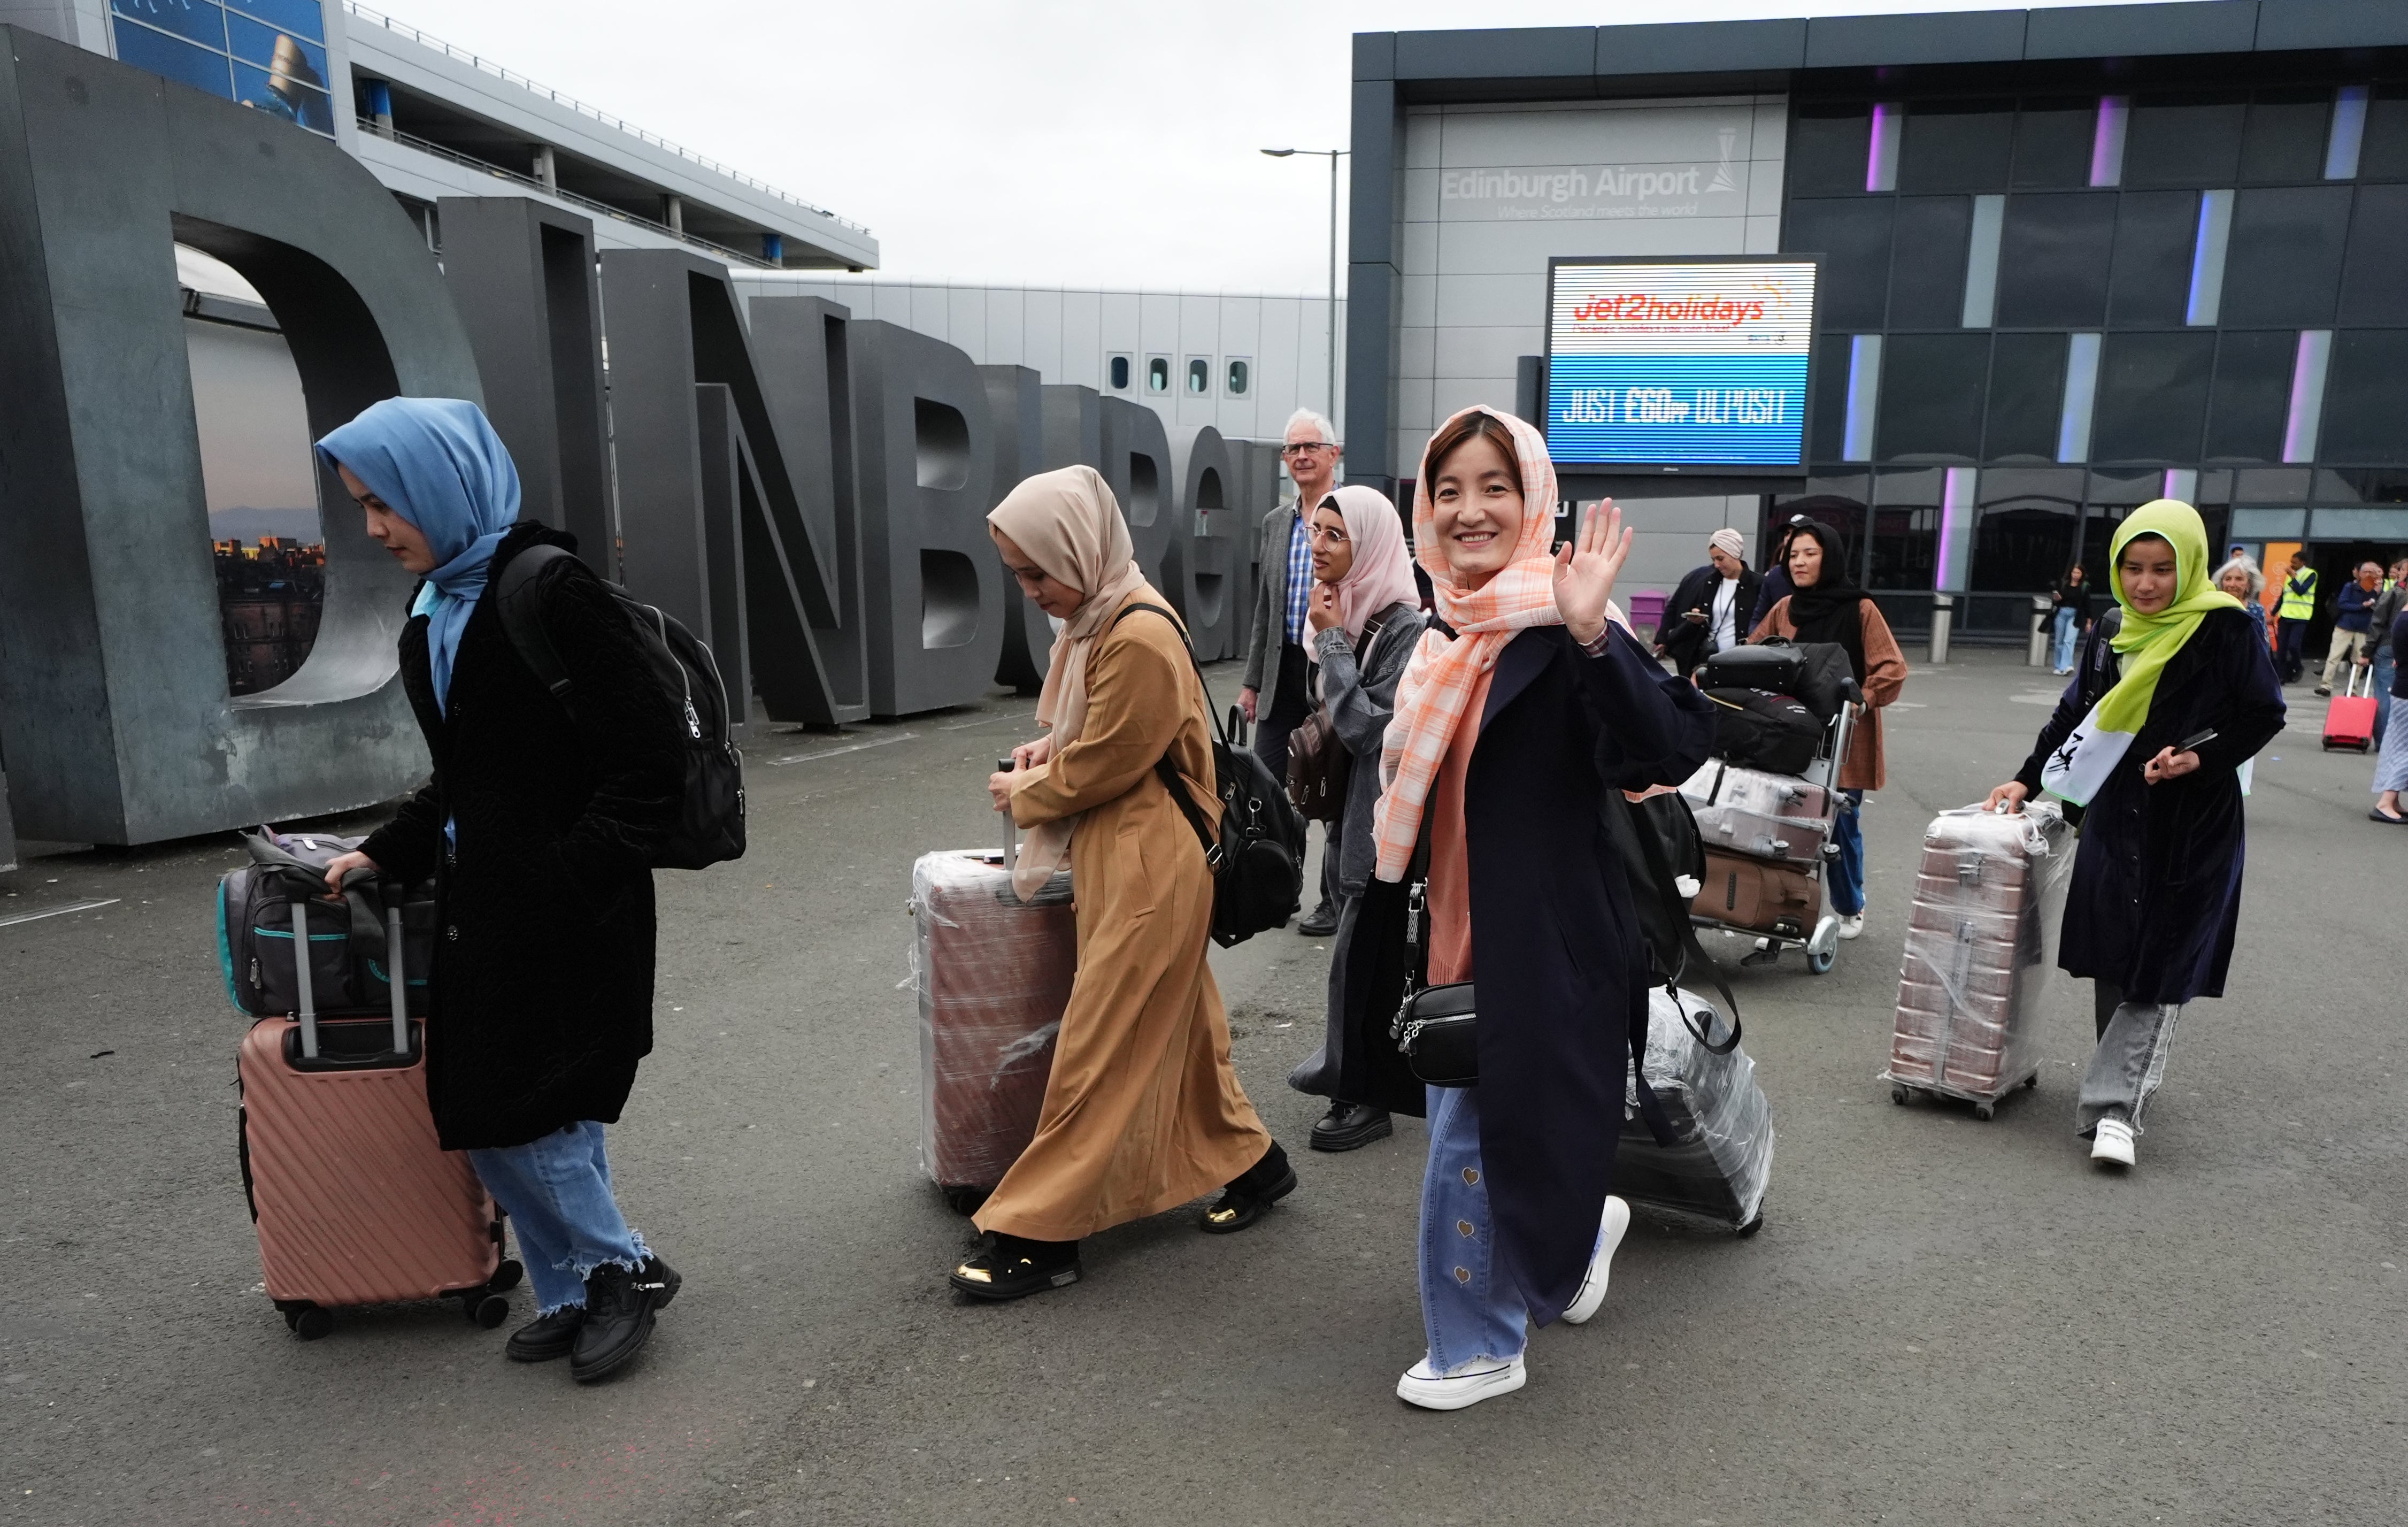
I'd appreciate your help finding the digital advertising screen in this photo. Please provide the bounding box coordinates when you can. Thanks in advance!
[1543,256,1819,472]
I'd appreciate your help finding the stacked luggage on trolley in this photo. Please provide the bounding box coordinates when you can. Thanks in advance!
[1678,642,1861,975]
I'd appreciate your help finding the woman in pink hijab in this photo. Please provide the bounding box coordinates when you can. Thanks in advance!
[1286,484,1430,1153]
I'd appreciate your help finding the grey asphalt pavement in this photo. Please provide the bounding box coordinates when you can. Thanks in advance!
[3,651,2403,1526]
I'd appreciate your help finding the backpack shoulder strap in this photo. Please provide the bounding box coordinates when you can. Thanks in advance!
[496,543,578,704]
[1108,601,1225,864]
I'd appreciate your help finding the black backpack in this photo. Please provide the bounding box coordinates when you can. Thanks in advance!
[496,544,746,871]
[1598,789,1741,1056]
[1703,686,1822,774]
[1111,603,1305,946]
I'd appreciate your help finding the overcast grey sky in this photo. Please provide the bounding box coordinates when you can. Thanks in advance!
[367,0,2138,293]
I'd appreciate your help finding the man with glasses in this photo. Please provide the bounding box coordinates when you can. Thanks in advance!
[1244,408,1344,937]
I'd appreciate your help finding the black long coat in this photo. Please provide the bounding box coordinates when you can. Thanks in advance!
[360,523,683,1150]
[1658,562,1760,675]
[1336,624,1714,1325]
[2013,607,2285,1006]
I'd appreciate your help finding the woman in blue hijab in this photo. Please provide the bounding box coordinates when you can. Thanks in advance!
[313,396,689,1384]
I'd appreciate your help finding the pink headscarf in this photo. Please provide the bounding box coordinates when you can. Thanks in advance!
[1312,484,1419,640]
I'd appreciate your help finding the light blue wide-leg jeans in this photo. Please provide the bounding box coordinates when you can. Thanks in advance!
[1417,1085,1529,1374]
[468,1121,649,1315]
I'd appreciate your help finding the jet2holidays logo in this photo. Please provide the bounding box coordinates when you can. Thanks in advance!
[1439,129,1745,221]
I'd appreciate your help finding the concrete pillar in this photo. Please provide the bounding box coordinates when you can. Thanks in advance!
[663,194,683,234]
[533,144,557,191]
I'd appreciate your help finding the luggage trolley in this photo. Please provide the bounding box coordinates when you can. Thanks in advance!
[1683,655,1862,977]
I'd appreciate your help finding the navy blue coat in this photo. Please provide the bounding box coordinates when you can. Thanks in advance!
[2013,607,2285,1006]
[1337,623,1713,1324]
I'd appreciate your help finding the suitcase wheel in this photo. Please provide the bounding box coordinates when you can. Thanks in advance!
[465,1292,510,1329]
[1805,943,1834,976]
[286,1302,333,1341]
[1736,1212,1765,1239]
[1972,1101,1996,1122]
[2023,1073,2040,1090]
[488,1259,525,1294]
[1890,1085,1914,1106]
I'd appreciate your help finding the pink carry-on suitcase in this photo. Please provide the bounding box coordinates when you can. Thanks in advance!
[235,888,517,1339]
[2323,664,2376,751]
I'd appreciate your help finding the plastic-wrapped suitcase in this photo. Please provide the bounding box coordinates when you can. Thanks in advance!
[907,847,1076,1214]
[1679,759,1833,863]
[236,908,517,1340]
[1883,803,2076,1118]
[1618,986,1773,1233]
[1691,847,1821,938]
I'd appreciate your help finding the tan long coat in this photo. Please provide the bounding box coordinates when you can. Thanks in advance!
[974,589,1272,1242]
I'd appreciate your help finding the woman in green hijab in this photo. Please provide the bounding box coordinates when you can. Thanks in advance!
[1985,501,2285,1171]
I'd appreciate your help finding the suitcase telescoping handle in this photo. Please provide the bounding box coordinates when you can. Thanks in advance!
[998,758,1017,866]
[290,901,319,1060]
[381,883,410,1057]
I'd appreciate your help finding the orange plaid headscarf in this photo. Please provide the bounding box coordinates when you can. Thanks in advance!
[1370,405,1595,883]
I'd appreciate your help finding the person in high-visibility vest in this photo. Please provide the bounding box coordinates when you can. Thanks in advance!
[2276,552,2318,684]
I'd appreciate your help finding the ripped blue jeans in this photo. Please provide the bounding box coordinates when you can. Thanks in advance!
[468,1121,649,1315]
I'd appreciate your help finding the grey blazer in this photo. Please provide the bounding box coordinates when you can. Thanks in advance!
[1243,503,1307,717]
[1311,601,1429,899]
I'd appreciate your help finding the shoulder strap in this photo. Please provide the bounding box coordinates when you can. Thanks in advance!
[1601,787,1742,1056]
[1107,601,1225,864]
[1353,610,1390,662]
[496,543,578,705]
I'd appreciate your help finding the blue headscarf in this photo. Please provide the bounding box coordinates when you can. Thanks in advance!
[315,398,521,715]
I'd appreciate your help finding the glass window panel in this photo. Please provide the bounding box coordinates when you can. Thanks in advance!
[114,0,227,50]
[1226,359,1248,396]
[2012,97,2096,189]
[2320,331,2408,463]
[1886,196,1971,326]
[2079,469,2164,575]
[1186,358,1209,394]
[2204,331,2296,463]
[2220,186,2351,327]
[1109,355,1130,390]
[2124,93,2247,187]
[2361,85,2408,181]
[1771,478,1870,583]
[226,0,320,43]
[2241,89,2332,183]
[1971,467,2084,591]
[1899,100,2014,193]
[1782,198,1893,328]
[1789,103,1872,196]
[1984,333,2068,462]
[2339,185,2408,325]
[1869,467,1943,590]
[226,13,325,80]
[233,62,332,133]
[2321,468,2408,503]
[2091,331,2214,462]
[2197,468,2235,509]
[1809,332,1853,461]
[1995,193,2115,328]
[2106,190,2197,328]
[1145,356,1169,393]
[2235,467,2312,502]
[111,19,233,98]
[1876,334,1988,461]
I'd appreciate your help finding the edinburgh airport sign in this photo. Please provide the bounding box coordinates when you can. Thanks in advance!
[1543,256,1819,472]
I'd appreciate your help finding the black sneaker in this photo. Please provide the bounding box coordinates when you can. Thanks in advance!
[1309,1100,1393,1153]
[1297,902,1340,938]
[505,1306,584,1363]
[568,1259,675,1384]
[949,1233,1082,1300]
[1201,1140,1297,1233]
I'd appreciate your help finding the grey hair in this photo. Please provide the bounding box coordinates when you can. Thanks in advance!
[1283,407,1339,447]
[2212,556,2265,597]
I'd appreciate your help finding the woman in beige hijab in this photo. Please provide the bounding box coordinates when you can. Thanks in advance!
[952,466,1293,1300]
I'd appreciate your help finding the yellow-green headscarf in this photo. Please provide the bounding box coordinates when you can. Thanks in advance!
[2096,499,2241,734]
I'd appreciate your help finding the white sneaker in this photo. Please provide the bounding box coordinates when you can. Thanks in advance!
[1561,1194,1632,1325]
[1835,914,1865,940]
[1396,1353,1527,1411]
[2090,1117,2136,1168]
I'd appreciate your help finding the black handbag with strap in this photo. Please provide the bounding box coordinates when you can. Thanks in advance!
[1284,612,1391,824]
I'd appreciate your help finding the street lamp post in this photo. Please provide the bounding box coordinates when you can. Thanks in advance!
[1261,147,1348,436]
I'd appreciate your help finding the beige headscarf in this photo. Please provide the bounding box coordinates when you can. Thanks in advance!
[987,466,1151,898]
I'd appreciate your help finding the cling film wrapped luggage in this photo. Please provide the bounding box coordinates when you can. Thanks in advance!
[1883,803,2076,1110]
[907,850,1076,1206]
[1618,986,1773,1231]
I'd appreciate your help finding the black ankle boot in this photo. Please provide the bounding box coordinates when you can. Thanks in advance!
[950,1232,1082,1300]
[568,1257,676,1383]
[1201,1140,1297,1233]
[1310,1101,1394,1153]
[505,1306,584,1363]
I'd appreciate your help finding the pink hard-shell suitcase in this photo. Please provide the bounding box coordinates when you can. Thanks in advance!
[234,894,516,1339]
[2323,665,2376,751]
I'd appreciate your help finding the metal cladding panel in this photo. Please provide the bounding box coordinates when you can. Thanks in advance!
[435,197,612,576]
[1344,261,1399,487]
[1351,78,1401,265]
[1165,425,1238,660]
[1355,30,1397,81]
[1803,9,2029,68]
[1594,17,1807,74]
[848,319,1004,717]
[691,384,754,730]
[596,251,713,643]
[2255,0,2408,51]
[1101,395,1176,595]
[1394,26,1597,80]
[2022,2,2261,59]
[979,364,1049,692]
[0,26,476,844]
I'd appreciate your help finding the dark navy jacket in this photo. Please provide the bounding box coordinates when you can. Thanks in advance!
[2013,607,2285,1006]
[1336,623,1713,1325]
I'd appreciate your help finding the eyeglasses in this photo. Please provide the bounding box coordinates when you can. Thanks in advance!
[1281,441,1335,456]
[1307,523,1350,545]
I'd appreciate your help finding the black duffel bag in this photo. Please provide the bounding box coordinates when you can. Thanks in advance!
[1703,687,1821,774]
[1697,640,1856,722]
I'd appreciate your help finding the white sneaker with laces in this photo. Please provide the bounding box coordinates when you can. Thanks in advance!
[1561,1195,1631,1325]
[1396,1353,1528,1411]
[2090,1116,2136,1168]
[1836,914,1865,940]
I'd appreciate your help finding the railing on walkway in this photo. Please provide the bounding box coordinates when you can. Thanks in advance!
[342,0,869,236]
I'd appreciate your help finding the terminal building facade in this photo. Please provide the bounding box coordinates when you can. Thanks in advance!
[1348,1,2408,642]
